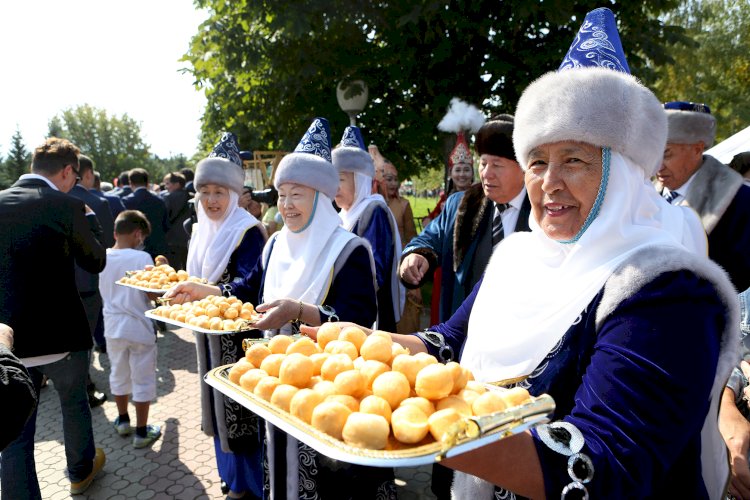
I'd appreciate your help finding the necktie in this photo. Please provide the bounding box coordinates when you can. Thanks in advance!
[492,203,510,246]
[664,190,680,204]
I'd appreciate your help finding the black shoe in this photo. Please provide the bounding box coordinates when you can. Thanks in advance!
[221,481,230,494]
[88,390,107,408]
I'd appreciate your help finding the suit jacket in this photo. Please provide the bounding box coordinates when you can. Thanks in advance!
[69,184,113,294]
[163,188,191,248]
[402,183,532,322]
[122,187,170,258]
[0,178,106,358]
[113,185,132,198]
[91,188,126,219]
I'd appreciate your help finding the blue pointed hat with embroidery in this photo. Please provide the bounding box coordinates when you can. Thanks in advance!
[559,7,630,74]
[194,132,246,194]
[274,118,340,199]
[514,7,666,178]
[332,125,375,177]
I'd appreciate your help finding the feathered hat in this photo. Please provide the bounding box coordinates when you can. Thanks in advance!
[664,101,716,148]
[332,125,375,177]
[274,117,340,199]
[194,132,247,194]
[513,7,667,176]
[438,98,486,169]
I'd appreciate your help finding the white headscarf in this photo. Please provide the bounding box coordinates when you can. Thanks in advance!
[338,171,404,322]
[462,151,707,383]
[186,191,261,284]
[264,190,356,305]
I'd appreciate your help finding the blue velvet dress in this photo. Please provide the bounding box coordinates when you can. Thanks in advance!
[425,270,725,498]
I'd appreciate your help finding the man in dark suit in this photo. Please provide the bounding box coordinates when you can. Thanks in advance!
[111,170,132,198]
[0,138,107,496]
[162,171,191,270]
[122,168,170,259]
[92,171,125,219]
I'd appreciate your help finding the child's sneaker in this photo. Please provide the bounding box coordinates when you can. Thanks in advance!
[133,424,162,449]
[113,416,132,437]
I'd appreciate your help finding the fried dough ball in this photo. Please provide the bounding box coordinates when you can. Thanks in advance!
[498,387,532,408]
[435,395,472,417]
[359,360,390,390]
[245,343,273,368]
[371,371,410,410]
[223,307,239,320]
[359,334,393,364]
[465,381,487,394]
[390,343,409,365]
[391,404,429,444]
[239,308,256,320]
[316,322,341,350]
[278,353,314,388]
[312,380,338,399]
[342,412,390,450]
[209,317,223,330]
[287,336,318,357]
[445,362,469,394]
[239,368,269,392]
[325,394,359,412]
[259,353,286,378]
[392,353,437,388]
[415,363,454,400]
[472,391,508,416]
[333,370,367,398]
[338,326,367,352]
[290,389,325,424]
[324,340,358,361]
[399,397,435,417]
[270,384,300,412]
[428,408,462,442]
[359,395,393,424]
[254,376,281,401]
[228,358,254,385]
[457,389,481,408]
[370,330,392,341]
[320,354,354,381]
[268,334,294,354]
[222,319,238,331]
[206,305,221,318]
[309,353,330,376]
[311,401,352,440]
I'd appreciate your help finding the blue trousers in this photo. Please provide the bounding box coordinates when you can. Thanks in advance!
[0,351,96,500]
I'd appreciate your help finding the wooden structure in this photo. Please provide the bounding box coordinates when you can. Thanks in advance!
[241,150,288,188]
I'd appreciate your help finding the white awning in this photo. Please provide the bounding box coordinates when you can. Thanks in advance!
[705,125,750,164]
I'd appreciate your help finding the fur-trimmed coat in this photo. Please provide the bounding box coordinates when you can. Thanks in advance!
[402,183,531,323]
[656,155,750,291]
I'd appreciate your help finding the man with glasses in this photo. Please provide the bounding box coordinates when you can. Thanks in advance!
[0,137,107,496]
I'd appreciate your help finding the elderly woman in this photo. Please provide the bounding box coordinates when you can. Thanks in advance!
[333,126,402,332]
[307,9,736,498]
[168,118,393,498]
[185,132,268,500]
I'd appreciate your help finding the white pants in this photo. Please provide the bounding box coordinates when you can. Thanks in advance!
[106,337,157,402]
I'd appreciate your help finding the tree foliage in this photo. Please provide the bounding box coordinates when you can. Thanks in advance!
[0,128,31,189]
[652,0,750,142]
[49,104,153,183]
[184,0,685,177]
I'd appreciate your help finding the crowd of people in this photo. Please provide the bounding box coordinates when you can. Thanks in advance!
[2,6,750,500]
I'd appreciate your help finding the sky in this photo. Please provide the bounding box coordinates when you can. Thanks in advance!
[0,0,208,159]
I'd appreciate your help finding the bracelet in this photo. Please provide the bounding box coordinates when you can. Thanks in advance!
[536,422,594,498]
[415,330,454,362]
[296,300,304,322]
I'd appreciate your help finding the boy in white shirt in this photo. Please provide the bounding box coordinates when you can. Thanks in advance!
[99,210,161,449]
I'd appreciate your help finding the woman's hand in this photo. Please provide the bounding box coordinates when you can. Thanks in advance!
[163,281,221,304]
[720,387,750,499]
[253,299,304,330]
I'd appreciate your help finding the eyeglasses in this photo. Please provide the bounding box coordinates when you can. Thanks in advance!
[68,164,81,181]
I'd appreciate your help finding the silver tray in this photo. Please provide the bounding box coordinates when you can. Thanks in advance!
[115,281,168,295]
[205,365,554,467]
[145,311,260,336]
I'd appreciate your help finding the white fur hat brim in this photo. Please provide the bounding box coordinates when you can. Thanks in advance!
[194,157,245,194]
[666,110,716,148]
[513,67,667,177]
[332,146,375,177]
[274,152,340,200]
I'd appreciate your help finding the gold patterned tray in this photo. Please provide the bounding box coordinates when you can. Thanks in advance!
[145,311,261,336]
[205,365,555,467]
[116,281,168,295]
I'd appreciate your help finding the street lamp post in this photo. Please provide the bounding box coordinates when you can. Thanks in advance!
[336,80,369,126]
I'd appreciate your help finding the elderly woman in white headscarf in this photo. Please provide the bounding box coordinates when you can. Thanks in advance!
[183,132,268,500]
[306,8,738,499]
[167,118,394,499]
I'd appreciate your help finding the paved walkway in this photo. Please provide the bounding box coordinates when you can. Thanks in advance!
[2,326,437,499]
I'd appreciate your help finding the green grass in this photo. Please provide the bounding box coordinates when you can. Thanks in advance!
[404,195,440,232]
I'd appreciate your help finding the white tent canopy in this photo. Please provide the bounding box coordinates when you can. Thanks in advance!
[705,125,750,164]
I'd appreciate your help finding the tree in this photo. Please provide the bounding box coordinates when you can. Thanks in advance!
[49,104,153,183]
[184,0,686,178]
[653,0,750,142]
[0,128,30,188]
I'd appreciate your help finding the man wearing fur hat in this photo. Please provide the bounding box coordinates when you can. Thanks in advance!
[656,101,750,291]
[400,115,531,325]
